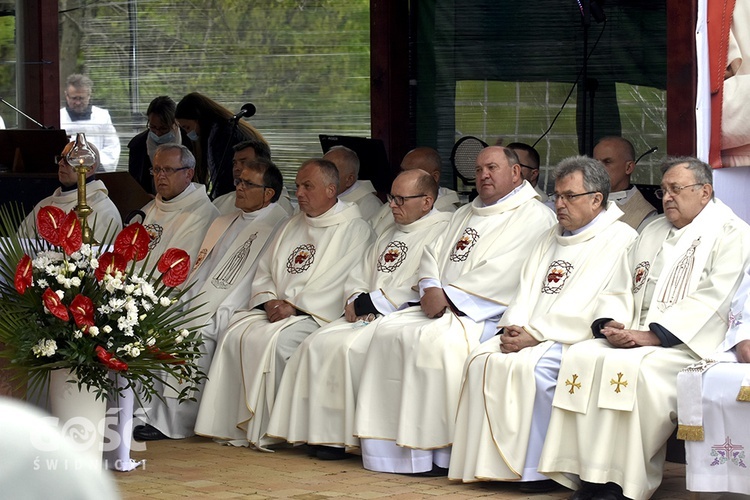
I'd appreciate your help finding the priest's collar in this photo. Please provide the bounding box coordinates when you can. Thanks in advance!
[61,176,97,193]
[479,182,525,207]
[608,185,636,203]
[339,180,360,197]
[240,202,276,220]
[561,208,606,237]
[161,182,197,203]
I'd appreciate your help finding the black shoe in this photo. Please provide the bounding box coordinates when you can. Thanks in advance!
[133,424,168,441]
[315,446,349,460]
[570,481,597,500]
[415,463,448,477]
[571,481,626,500]
[519,479,560,493]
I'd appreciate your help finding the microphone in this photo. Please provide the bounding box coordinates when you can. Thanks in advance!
[230,103,256,121]
[635,146,658,164]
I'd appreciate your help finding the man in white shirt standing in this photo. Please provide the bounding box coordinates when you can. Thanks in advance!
[60,74,121,172]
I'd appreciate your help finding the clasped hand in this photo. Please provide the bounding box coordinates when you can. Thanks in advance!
[265,299,295,323]
[600,320,660,348]
[499,325,540,354]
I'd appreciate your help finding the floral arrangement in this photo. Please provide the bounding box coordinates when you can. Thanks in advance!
[0,204,206,402]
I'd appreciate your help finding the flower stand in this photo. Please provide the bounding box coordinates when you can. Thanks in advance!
[47,369,106,467]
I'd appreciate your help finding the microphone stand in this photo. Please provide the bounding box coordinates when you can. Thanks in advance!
[580,0,591,156]
[0,96,50,129]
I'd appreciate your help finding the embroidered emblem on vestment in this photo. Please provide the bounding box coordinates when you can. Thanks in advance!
[145,223,162,250]
[565,374,581,394]
[193,248,208,271]
[658,237,701,311]
[729,309,743,331]
[542,260,573,294]
[212,232,258,289]
[710,437,746,468]
[610,372,628,393]
[287,244,316,274]
[632,261,650,294]
[377,241,408,273]
[449,228,479,262]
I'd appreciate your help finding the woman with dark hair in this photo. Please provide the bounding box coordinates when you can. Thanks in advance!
[127,96,193,195]
[175,92,267,199]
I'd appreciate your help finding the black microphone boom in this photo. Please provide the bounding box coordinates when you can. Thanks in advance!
[230,103,256,121]
[635,146,658,164]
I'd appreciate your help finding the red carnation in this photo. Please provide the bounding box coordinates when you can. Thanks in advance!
[114,223,150,262]
[60,211,82,255]
[95,252,128,281]
[70,294,95,330]
[157,248,191,287]
[42,288,69,321]
[14,254,32,294]
[36,206,66,246]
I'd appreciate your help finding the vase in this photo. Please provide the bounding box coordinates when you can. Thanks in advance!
[47,369,107,464]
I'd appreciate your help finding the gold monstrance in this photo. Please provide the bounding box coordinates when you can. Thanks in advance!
[65,133,99,245]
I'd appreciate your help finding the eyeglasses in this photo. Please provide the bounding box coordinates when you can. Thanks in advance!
[150,166,190,176]
[519,163,539,171]
[234,178,267,190]
[65,94,89,102]
[54,155,67,165]
[655,183,704,199]
[387,194,427,206]
[550,191,597,203]
[147,122,171,135]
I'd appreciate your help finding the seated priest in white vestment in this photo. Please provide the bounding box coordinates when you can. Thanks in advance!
[449,156,637,493]
[266,169,452,460]
[593,136,658,232]
[323,145,383,223]
[138,144,220,268]
[676,267,750,496]
[18,140,122,242]
[352,146,556,475]
[538,157,750,500]
[508,142,549,203]
[212,139,294,216]
[194,158,374,449]
[133,157,290,441]
[371,147,460,234]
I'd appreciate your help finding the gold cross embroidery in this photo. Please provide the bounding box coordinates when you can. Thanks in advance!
[565,374,581,394]
[610,372,628,393]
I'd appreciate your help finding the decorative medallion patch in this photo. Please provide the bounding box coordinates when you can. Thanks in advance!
[286,244,316,274]
[377,241,408,273]
[632,261,650,294]
[710,437,746,468]
[449,228,479,262]
[729,309,743,331]
[145,223,163,250]
[541,260,573,294]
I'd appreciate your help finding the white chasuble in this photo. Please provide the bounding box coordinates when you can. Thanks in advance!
[137,204,288,439]
[18,179,123,243]
[353,183,556,453]
[194,201,374,449]
[339,180,383,222]
[539,199,750,500]
[139,182,220,269]
[266,211,452,448]
[449,203,637,482]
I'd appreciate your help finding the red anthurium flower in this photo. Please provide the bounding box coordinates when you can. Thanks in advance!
[95,346,128,371]
[114,223,150,262]
[147,345,185,364]
[42,288,69,321]
[157,248,191,287]
[60,211,83,255]
[70,294,95,329]
[95,252,128,281]
[14,254,32,294]
[36,206,66,246]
